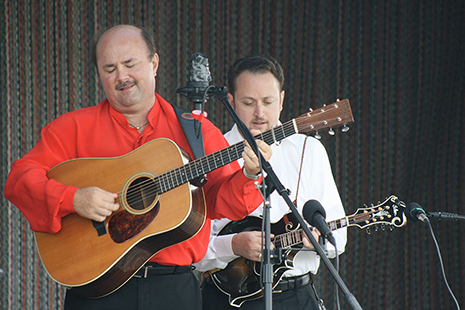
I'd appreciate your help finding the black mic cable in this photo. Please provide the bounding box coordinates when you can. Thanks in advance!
[405,203,460,310]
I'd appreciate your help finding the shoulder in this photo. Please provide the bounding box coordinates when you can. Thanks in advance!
[45,101,108,133]
[200,118,224,138]
[283,134,324,149]
[223,125,240,144]
[53,102,106,121]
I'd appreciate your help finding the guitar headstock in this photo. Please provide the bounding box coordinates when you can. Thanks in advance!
[347,195,408,233]
[295,99,354,138]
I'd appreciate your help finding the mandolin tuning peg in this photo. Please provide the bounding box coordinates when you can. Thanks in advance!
[328,128,335,136]
[389,226,393,232]
[374,225,379,232]
[308,108,314,112]
[314,132,321,139]
[366,227,371,234]
[341,124,350,132]
[381,224,386,231]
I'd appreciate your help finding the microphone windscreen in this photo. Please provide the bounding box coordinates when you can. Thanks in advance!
[405,202,424,221]
[302,200,326,225]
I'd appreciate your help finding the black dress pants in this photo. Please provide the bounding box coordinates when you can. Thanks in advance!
[201,275,321,310]
[64,269,201,310]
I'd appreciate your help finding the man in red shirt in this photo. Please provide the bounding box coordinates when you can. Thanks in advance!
[4,24,271,310]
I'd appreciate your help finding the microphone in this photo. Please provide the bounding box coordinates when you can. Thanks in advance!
[176,53,213,138]
[176,53,213,109]
[427,211,465,221]
[302,200,336,246]
[405,202,429,223]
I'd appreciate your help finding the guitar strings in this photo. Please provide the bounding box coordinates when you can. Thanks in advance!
[110,121,298,209]
[111,141,246,207]
[113,105,348,211]
[112,110,344,208]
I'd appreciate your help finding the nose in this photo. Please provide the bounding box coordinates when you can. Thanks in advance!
[254,103,265,118]
[115,66,129,82]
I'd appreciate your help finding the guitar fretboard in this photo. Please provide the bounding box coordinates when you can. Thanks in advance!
[151,100,352,195]
[154,120,298,194]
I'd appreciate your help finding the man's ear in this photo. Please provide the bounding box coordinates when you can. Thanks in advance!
[227,93,234,107]
[279,90,285,112]
[152,53,160,76]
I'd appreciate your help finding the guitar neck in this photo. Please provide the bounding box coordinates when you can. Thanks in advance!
[155,120,298,194]
[155,99,353,194]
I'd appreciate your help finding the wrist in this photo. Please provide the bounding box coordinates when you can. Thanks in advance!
[242,167,261,180]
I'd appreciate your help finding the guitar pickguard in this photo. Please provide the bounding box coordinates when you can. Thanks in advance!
[108,202,160,243]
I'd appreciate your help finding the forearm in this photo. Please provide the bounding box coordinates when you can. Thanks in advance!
[194,234,238,272]
[5,161,77,232]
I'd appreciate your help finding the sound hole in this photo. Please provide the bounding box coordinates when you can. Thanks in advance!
[126,176,156,211]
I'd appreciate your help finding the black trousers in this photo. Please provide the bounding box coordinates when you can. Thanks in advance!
[201,275,321,310]
[64,270,201,310]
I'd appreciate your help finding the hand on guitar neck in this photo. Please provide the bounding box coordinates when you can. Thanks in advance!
[231,226,321,262]
[241,130,272,177]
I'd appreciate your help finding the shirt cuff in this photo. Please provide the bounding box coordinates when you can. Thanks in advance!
[212,234,240,258]
[242,167,261,180]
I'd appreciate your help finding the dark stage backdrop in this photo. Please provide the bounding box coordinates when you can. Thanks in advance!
[1,1,464,309]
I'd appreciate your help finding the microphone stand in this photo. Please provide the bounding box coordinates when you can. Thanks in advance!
[212,87,363,310]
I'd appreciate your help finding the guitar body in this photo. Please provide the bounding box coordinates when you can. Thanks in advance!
[35,138,206,298]
[211,214,301,307]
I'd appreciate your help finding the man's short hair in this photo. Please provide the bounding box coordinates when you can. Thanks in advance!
[227,54,284,95]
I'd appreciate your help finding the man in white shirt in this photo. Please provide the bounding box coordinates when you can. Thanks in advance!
[194,54,347,310]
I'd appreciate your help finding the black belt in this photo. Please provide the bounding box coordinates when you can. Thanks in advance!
[134,263,193,278]
[273,273,312,292]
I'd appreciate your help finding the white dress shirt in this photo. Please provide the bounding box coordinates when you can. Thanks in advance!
[194,124,347,276]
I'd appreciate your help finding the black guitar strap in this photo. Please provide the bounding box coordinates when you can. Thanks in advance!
[172,104,205,159]
[172,104,208,188]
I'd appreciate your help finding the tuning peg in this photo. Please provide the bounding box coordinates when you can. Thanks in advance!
[366,227,371,234]
[374,225,379,232]
[328,128,335,136]
[314,132,321,139]
[381,224,386,230]
[341,124,350,132]
[389,226,393,232]
[308,108,313,112]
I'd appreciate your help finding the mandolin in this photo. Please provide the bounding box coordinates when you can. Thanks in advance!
[210,195,407,307]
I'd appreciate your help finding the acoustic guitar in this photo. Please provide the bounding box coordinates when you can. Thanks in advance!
[35,99,353,298]
[210,195,407,307]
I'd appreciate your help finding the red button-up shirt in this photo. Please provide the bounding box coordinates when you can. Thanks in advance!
[5,93,262,265]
